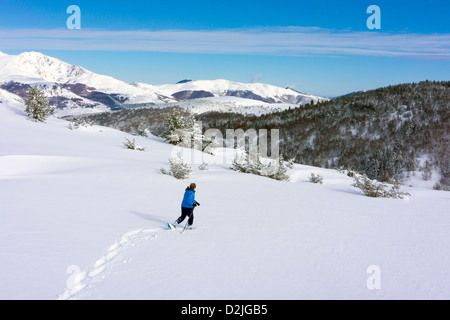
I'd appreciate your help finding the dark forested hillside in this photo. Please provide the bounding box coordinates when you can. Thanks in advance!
[198,81,449,185]
[83,81,450,186]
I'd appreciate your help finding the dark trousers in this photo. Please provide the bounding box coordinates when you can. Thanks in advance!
[177,206,194,225]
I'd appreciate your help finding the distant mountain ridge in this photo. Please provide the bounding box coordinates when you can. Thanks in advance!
[0,51,328,116]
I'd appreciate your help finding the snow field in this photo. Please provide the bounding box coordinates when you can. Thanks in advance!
[0,99,449,299]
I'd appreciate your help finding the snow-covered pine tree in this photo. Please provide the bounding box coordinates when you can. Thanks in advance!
[24,86,53,122]
[231,146,250,173]
[191,120,204,150]
[202,134,220,155]
[162,109,218,155]
[163,109,195,146]
[262,154,290,181]
[309,173,324,184]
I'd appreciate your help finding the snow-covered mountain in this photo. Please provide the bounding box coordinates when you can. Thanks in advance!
[152,79,323,104]
[0,51,328,116]
[0,51,175,115]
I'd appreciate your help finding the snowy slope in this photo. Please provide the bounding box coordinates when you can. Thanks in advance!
[1,97,449,300]
[0,87,24,108]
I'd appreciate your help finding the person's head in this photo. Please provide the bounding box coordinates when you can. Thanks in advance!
[189,183,196,190]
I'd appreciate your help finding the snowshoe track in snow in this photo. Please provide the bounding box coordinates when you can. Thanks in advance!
[58,227,163,300]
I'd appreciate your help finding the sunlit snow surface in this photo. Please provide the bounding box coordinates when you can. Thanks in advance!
[0,95,449,300]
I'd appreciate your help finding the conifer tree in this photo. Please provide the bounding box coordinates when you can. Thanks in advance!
[24,86,53,122]
[163,109,195,146]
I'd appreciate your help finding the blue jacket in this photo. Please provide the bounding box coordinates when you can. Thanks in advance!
[181,188,198,208]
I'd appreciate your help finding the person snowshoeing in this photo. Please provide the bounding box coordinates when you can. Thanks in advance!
[173,183,200,229]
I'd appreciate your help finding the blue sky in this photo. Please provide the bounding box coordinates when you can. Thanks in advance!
[0,0,449,97]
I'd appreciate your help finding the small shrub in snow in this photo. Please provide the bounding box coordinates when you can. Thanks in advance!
[135,121,149,137]
[198,162,208,171]
[161,152,191,180]
[286,157,295,169]
[337,166,355,178]
[352,172,410,199]
[309,173,323,184]
[433,183,450,192]
[123,138,145,151]
[231,150,291,181]
[69,117,94,130]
